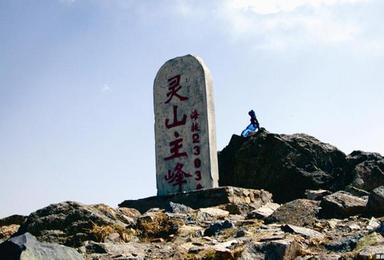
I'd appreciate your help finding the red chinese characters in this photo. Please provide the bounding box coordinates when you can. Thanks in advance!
[165,75,188,104]
[163,74,191,191]
[165,163,192,191]
[190,109,203,190]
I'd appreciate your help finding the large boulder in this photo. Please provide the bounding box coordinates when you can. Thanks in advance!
[266,199,321,226]
[16,201,136,247]
[346,151,384,192]
[218,129,351,202]
[0,232,83,260]
[367,186,384,216]
[319,191,367,218]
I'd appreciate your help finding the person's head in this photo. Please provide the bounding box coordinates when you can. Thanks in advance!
[248,110,256,119]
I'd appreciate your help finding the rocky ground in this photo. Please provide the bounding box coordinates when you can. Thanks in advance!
[1,129,384,260]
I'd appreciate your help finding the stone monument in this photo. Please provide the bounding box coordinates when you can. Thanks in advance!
[154,54,218,195]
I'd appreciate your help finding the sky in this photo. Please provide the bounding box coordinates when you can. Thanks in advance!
[1,0,383,218]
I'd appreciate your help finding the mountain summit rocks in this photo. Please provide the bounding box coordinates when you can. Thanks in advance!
[2,129,384,259]
[218,129,383,202]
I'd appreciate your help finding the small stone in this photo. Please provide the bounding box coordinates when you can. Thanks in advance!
[305,189,331,200]
[281,224,324,239]
[165,202,194,214]
[203,220,234,236]
[247,203,280,219]
[348,223,360,231]
[199,207,230,219]
[188,246,202,253]
[263,239,301,260]
[367,217,381,231]
[327,219,340,229]
[150,238,165,243]
[235,229,246,238]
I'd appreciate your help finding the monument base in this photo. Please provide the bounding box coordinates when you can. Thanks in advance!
[118,186,272,213]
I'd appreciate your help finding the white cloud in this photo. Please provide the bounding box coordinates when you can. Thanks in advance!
[229,0,368,15]
[215,0,368,50]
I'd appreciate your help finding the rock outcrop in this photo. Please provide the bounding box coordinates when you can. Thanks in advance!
[346,151,384,192]
[15,201,137,247]
[218,129,384,203]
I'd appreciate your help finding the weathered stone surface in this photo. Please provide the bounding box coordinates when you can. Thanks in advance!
[199,207,229,219]
[218,130,350,202]
[154,54,218,195]
[0,232,83,260]
[242,239,301,260]
[324,234,361,252]
[247,202,280,219]
[367,186,384,216]
[357,244,384,260]
[281,224,324,239]
[203,220,233,236]
[346,151,384,192]
[16,201,136,246]
[266,199,321,226]
[320,191,367,218]
[305,189,332,200]
[0,214,26,227]
[165,201,195,214]
[119,186,272,213]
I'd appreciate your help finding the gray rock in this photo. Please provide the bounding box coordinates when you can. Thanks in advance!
[0,232,83,260]
[357,244,384,260]
[367,186,384,216]
[218,131,350,203]
[281,224,324,238]
[320,191,367,218]
[203,220,233,236]
[84,241,147,259]
[305,189,332,200]
[239,239,301,260]
[165,201,194,214]
[367,217,381,231]
[0,215,26,227]
[324,234,361,252]
[235,228,246,238]
[119,186,272,213]
[266,199,321,226]
[247,202,280,219]
[263,239,301,260]
[346,150,384,192]
[16,201,135,246]
[237,242,265,260]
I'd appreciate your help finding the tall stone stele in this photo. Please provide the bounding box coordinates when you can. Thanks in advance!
[154,54,219,196]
